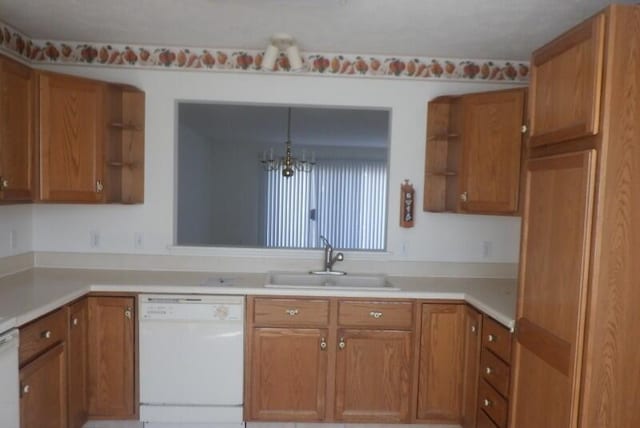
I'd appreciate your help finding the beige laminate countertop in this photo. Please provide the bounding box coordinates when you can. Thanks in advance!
[0,268,517,334]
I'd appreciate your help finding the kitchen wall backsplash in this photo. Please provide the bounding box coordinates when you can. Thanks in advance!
[0,20,529,83]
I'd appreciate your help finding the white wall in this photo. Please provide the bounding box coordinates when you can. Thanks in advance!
[0,205,33,258]
[32,65,522,264]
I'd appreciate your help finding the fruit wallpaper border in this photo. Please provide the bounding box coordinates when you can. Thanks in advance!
[0,21,529,83]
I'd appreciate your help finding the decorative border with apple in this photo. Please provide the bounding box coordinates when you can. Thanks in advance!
[0,21,528,82]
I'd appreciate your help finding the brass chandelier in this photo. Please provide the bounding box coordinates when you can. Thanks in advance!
[261,107,315,178]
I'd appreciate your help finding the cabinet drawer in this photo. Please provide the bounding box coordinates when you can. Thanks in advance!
[481,347,511,397]
[253,298,329,326]
[482,316,512,363]
[477,408,500,428]
[338,301,413,329]
[19,308,67,365]
[478,379,508,428]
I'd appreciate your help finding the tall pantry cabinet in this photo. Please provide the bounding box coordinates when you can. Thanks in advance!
[510,5,640,428]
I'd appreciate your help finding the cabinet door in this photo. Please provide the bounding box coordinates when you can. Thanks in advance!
[460,88,525,214]
[248,328,328,421]
[461,306,483,428]
[87,297,135,418]
[417,304,465,422]
[68,298,88,428]
[0,55,34,202]
[529,14,605,147]
[335,329,412,423]
[19,342,67,428]
[39,72,105,202]
[510,151,596,428]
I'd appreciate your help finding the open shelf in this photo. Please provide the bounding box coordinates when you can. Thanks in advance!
[105,85,145,204]
[423,96,463,212]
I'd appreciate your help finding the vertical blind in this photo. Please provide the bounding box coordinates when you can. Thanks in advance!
[264,159,387,250]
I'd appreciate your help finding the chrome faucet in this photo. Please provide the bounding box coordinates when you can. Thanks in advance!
[311,235,345,275]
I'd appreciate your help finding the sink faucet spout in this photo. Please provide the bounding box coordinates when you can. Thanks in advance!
[313,235,345,275]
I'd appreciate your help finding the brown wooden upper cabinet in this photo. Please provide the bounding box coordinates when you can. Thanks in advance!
[0,55,35,203]
[528,13,605,147]
[38,73,146,204]
[424,88,526,215]
[38,72,106,203]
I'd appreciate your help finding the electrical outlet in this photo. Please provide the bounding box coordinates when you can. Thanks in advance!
[400,241,408,257]
[9,229,17,250]
[481,240,493,259]
[89,230,100,248]
[134,232,144,249]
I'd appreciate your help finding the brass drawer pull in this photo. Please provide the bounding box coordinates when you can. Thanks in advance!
[41,330,52,339]
[488,334,497,342]
[485,366,493,375]
[338,337,346,350]
[483,398,492,407]
[369,311,383,319]
[285,308,299,316]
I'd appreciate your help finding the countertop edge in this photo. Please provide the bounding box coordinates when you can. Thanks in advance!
[8,281,515,330]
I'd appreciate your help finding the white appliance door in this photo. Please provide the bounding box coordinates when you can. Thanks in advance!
[140,317,243,406]
[0,330,19,428]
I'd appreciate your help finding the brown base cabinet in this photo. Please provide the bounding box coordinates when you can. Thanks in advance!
[461,306,483,428]
[88,296,136,419]
[249,327,328,421]
[335,329,412,422]
[246,297,416,424]
[246,297,499,425]
[19,342,67,428]
[17,296,136,427]
[416,304,465,423]
[68,298,88,428]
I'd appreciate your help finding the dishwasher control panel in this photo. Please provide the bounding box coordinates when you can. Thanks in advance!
[139,295,244,321]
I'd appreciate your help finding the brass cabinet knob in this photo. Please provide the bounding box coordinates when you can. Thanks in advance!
[483,398,492,407]
[338,337,346,350]
[488,334,496,342]
[285,308,299,316]
[21,384,30,396]
[471,325,477,334]
[72,317,79,326]
[485,366,493,375]
[41,330,52,339]
[460,192,468,202]
[124,308,132,319]
[369,311,383,319]
[0,177,8,190]
[320,337,327,351]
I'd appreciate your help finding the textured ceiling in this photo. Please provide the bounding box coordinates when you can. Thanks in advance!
[0,0,631,60]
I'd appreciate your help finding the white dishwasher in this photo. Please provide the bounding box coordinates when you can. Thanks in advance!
[0,329,19,428]
[139,294,245,428]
